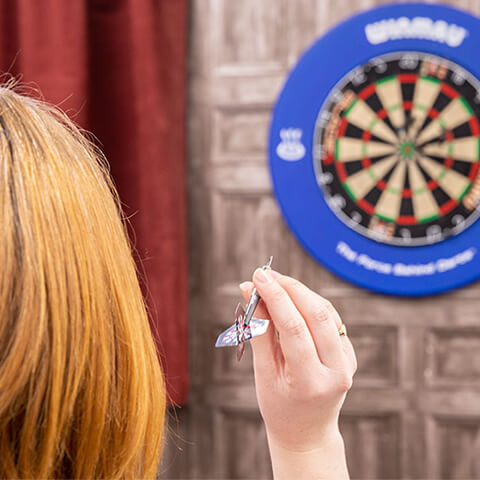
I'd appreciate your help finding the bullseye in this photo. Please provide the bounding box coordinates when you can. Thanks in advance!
[399,140,416,159]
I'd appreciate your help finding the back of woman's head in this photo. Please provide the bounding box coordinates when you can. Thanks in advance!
[0,84,165,479]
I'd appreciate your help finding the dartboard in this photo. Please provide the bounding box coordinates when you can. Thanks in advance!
[269,3,480,296]
[314,52,480,246]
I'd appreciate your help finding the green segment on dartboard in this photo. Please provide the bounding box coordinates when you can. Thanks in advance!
[375,213,395,223]
[376,75,395,85]
[459,183,472,201]
[414,104,427,111]
[343,99,357,116]
[399,140,416,159]
[460,96,474,115]
[419,214,440,223]
[388,104,401,112]
[343,182,356,201]
[387,103,402,113]
[419,75,440,84]
[438,169,447,181]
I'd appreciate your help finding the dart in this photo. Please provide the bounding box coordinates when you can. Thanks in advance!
[215,257,272,361]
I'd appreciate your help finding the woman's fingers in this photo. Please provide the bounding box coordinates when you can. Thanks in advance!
[252,268,319,380]
[273,273,348,372]
[240,270,356,380]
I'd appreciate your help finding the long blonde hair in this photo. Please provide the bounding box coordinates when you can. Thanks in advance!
[0,84,166,478]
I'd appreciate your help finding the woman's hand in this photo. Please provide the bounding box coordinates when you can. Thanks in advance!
[239,268,357,479]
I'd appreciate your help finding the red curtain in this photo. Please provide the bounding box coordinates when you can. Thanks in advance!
[0,0,188,405]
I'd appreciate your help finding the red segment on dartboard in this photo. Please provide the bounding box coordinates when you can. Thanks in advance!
[337,117,348,137]
[323,153,334,165]
[362,157,371,168]
[335,162,347,182]
[357,199,374,215]
[444,157,454,168]
[469,117,480,136]
[428,108,439,119]
[362,130,372,141]
[376,179,387,190]
[397,216,416,225]
[398,73,417,83]
[441,83,459,99]
[402,189,412,198]
[428,180,438,190]
[440,199,457,215]
[377,109,388,119]
[469,162,480,181]
[403,101,413,110]
[358,83,376,100]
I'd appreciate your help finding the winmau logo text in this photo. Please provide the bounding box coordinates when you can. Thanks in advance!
[365,17,468,47]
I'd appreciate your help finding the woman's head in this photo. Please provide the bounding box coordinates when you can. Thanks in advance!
[0,85,165,478]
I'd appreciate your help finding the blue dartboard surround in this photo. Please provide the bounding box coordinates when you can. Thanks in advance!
[269,2,480,296]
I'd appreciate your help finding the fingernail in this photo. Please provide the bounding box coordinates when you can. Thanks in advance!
[239,281,250,291]
[254,268,272,284]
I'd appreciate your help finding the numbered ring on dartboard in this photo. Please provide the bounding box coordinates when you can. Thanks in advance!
[315,52,480,246]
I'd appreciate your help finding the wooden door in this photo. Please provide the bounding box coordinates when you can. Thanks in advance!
[161,0,480,478]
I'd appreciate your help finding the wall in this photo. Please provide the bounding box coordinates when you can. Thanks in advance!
[161,1,480,478]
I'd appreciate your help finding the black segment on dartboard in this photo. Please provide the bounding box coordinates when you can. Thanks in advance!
[344,123,391,144]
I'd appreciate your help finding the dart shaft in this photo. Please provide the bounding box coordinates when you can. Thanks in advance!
[243,257,272,327]
[243,289,260,326]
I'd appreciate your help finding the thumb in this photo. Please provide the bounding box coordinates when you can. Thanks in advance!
[239,281,279,376]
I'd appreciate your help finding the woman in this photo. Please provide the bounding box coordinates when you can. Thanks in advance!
[0,85,356,479]
[0,85,164,478]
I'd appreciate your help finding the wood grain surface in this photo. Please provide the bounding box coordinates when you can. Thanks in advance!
[161,1,480,478]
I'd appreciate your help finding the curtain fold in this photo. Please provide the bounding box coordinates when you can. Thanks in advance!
[0,0,189,405]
